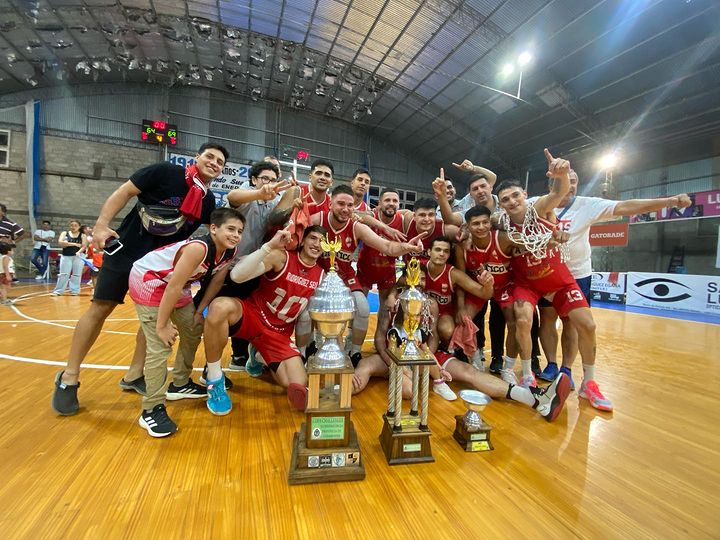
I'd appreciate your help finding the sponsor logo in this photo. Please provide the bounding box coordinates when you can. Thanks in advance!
[632,277,692,303]
[332,453,346,467]
[307,456,319,468]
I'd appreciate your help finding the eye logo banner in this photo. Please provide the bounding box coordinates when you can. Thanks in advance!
[626,272,720,315]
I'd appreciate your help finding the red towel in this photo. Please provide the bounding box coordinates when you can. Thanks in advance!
[286,201,311,251]
[448,314,479,356]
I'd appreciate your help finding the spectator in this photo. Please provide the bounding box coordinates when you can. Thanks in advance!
[32,220,56,280]
[52,220,87,296]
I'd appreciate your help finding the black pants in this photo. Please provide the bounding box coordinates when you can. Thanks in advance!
[475,299,540,359]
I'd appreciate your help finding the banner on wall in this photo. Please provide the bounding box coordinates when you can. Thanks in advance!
[169,153,250,207]
[626,272,720,315]
[630,189,720,223]
[590,272,627,303]
[589,222,629,246]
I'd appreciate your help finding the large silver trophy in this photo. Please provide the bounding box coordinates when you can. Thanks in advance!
[288,235,365,485]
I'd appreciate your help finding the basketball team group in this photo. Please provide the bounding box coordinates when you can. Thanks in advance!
[49,143,691,437]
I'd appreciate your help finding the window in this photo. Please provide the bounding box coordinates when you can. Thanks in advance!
[368,185,417,210]
[0,129,9,167]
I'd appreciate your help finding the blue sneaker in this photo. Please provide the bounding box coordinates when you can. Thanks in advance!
[559,366,575,390]
[206,375,232,416]
[538,362,559,382]
[246,344,264,377]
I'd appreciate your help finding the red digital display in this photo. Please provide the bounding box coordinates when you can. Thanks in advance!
[141,119,177,145]
[296,150,310,162]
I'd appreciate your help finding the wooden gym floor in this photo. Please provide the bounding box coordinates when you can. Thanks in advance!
[0,282,718,539]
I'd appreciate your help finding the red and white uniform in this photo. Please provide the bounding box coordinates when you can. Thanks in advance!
[317,211,362,291]
[129,236,236,307]
[423,263,455,317]
[464,230,512,308]
[355,199,368,212]
[509,214,588,318]
[300,184,331,216]
[403,218,445,265]
[232,251,324,363]
[357,209,403,290]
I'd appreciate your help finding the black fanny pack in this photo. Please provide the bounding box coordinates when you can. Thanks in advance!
[136,202,187,236]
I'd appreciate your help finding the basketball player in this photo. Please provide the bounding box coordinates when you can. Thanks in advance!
[350,168,371,212]
[401,198,459,264]
[203,225,326,411]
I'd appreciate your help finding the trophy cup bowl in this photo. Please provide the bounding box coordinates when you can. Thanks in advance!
[308,271,355,369]
[458,389,492,431]
[397,286,426,360]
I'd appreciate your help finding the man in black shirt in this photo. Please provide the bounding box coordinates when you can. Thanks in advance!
[52,142,227,416]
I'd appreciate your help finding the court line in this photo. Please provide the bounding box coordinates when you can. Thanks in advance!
[0,352,205,372]
[0,318,138,323]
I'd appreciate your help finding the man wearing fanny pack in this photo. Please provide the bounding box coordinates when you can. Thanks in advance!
[51,142,228,416]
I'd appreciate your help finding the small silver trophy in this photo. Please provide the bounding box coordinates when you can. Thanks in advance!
[454,389,493,452]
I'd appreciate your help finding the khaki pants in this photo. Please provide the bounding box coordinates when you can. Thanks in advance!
[135,302,203,411]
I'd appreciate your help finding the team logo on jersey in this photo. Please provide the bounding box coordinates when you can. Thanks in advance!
[345,237,352,246]
[441,284,448,292]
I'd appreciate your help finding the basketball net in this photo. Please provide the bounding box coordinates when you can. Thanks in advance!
[498,203,569,262]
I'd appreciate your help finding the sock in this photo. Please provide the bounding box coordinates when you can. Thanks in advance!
[506,384,536,408]
[350,343,362,356]
[206,360,223,381]
[521,359,532,378]
[503,356,515,370]
[582,363,595,382]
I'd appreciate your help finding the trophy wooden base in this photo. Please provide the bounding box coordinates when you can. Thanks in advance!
[288,421,365,485]
[379,414,434,465]
[453,415,493,452]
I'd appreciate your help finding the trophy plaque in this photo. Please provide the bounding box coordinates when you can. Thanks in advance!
[379,258,436,465]
[288,236,366,485]
[453,389,493,452]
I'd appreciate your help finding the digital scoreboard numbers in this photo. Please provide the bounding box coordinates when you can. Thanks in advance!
[141,119,178,145]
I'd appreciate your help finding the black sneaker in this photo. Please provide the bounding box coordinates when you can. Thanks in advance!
[166,379,207,400]
[199,366,233,390]
[350,352,362,367]
[138,404,177,437]
[531,357,542,377]
[227,355,247,372]
[304,340,318,362]
[52,371,79,416]
[119,375,146,395]
[489,357,503,374]
[453,348,469,363]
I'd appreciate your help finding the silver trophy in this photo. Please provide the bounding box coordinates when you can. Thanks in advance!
[454,389,494,452]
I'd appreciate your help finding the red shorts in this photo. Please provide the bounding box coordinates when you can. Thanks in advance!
[230,299,300,364]
[357,257,397,291]
[465,293,487,312]
[494,284,515,310]
[0,274,11,286]
[437,301,454,318]
[511,283,589,318]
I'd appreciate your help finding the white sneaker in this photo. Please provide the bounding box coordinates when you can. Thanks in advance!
[432,381,457,401]
[500,368,519,386]
[35,275,44,281]
[471,350,485,371]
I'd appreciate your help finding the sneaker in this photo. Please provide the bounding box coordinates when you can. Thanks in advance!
[520,373,537,388]
[579,379,613,411]
[0,299,14,305]
[138,404,177,437]
[206,375,232,416]
[538,361,559,382]
[35,275,44,281]
[531,357,542,377]
[559,366,575,390]
[199,366,233,390]
[453,348,469,363]
[500,368,519,386]
[166,379,207,400]
[246,344,264,377]
[350,352,362,368]
[432,381,457,401]
[51,291,62,296]
[119,375,146,395]
[533,373,571,422]
[471,350,485,371]
[51,370,79,416]
[227,355,247,372]
[489,356,503,374]
[288,382,308,411]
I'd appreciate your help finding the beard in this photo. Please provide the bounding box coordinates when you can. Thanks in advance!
[381,207,396,218]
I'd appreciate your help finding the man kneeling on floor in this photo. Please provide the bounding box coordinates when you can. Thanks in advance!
[203,224,327,412]
[129,208,244,438]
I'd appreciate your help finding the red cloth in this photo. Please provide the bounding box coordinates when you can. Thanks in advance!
[286,201,311,251]
[180,164,209,221]
[448,314,479,356]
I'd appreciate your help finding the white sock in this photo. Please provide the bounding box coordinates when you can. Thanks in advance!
[507,384,536,407]
[206,360,223,381]
[521,359,532,378]
[583,363,595,382]
[503,356,516,370]
[350,343,362,356]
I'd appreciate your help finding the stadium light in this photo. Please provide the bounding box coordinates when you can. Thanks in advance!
[518,51,532,66]
[501,63,514,77]
[597,151,620,171]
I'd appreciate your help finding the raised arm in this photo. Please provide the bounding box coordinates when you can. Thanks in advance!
[357,213,407,241]
[452,159,497,185]
[432,168,463,226]
[613,194,691,216]
[533,148,571,218]
[230,227,292,283]
[226,180,293,207]
[93,180,142,249]
[267,185,303,227]
[355,222,424,257]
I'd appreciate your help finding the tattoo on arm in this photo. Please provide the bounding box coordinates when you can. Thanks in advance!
[267,207,293,227]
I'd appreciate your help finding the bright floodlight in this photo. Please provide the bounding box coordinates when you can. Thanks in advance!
[518,51,532,66]
[597,151,620,170]
[501,63,514,76]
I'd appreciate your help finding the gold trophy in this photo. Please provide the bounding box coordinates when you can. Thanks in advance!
[453,389,493,452]
[379,258,435,465]
[288,235,365,484]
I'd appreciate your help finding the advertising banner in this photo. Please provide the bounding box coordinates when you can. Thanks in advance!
[589,222,629,247]
[630,189,720,223]
[626,272,720,315]
[590,272,627,303]
[169,153,250,207]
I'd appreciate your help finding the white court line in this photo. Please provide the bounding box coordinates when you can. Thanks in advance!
[0,352,204,372]
[0,318,138,323]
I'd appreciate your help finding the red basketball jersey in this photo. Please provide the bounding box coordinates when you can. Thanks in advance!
[423,263,454,315]
[318,211,360,289]
[300,184,331,216]
[403,218,445,265]
[357,209,403,290]
[464,230,512,291]
[248,250,324,334]
[355,199,368,212]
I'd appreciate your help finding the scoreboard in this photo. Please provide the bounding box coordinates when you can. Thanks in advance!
[141,119,177,145]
